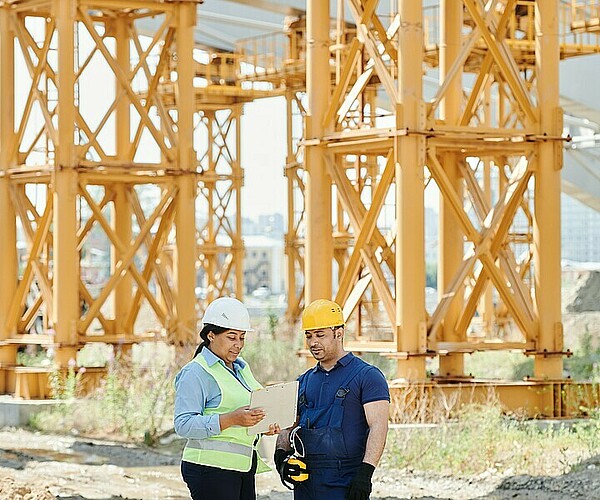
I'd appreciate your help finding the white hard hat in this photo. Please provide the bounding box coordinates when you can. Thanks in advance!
[202,297,254,332]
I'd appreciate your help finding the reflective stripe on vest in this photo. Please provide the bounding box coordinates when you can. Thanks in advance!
[181,352,271,473]
[186,438,253,455]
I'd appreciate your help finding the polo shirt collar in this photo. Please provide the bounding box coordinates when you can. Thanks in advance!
[314,352,354,372]
[201,346,246,370]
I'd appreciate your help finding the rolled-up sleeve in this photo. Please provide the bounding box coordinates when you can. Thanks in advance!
[174,364,222,439]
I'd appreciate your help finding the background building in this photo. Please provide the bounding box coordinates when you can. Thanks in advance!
[562,193,600,263]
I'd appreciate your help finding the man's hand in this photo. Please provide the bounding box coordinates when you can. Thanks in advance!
[346,462,375,500]
[274,448,309,489]
[263,423,281,436]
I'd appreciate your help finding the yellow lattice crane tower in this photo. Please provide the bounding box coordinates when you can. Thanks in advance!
[0,0,202,396]
[235,0,600,415]
[2,0,600,417]
[0,0,282,398]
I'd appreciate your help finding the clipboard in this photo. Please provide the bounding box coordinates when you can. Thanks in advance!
[246,381,299,435]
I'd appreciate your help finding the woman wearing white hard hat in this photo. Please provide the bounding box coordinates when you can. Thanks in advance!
[174,297,279,500]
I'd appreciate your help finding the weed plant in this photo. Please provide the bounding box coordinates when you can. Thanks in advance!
[29,333,304,443]
[30,351,179,444]
[383,403,600,477]
[241,335,305,384]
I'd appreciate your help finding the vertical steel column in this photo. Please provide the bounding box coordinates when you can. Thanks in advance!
[534,0,563,378]
[113,14,132,335]
[305,0,332,303]
[284,90,305,323]
[284,91,297,318]
[438,0,464,377]
[481,81,494,337]
[203,111,216,302]
[233,104,244,300]
[174,1,198,347]
[396,0,426,379]
[0,6,17,365]
[53,0,79,364]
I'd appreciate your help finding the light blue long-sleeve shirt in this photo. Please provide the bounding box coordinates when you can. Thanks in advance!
[174,347,252,440]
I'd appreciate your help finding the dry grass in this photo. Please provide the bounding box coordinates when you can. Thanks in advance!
[384,403,600,477]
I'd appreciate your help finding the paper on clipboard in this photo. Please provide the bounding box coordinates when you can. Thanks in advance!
[246,381,298,435]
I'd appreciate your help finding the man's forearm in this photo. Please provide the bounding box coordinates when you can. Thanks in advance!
[362,421,388,466]
[276,428,293,451]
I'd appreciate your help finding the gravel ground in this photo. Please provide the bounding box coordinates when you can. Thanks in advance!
[1,428,599,499]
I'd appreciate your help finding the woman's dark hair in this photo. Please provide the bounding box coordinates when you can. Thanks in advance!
[193,324,229,358]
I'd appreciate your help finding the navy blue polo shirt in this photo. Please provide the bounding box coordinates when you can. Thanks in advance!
[298,353,390,455]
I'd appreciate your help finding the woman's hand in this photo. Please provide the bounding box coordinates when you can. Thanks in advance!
[220,406,266,430]
[263,423,281,436]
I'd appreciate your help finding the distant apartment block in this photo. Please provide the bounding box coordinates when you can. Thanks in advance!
[562,193,600,263]
[243,234,285,295]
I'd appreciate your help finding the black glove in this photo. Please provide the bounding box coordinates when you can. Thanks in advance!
[274,448,309,490]
[346,462,375,500]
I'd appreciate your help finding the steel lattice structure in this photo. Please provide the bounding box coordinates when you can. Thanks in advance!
[2,0,600,415]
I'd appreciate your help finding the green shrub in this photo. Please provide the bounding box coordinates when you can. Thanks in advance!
[30,353,178,443]
[565,328,600,381]
[241,336,304,384]
[384,403,600,476]
[17,347,51,367]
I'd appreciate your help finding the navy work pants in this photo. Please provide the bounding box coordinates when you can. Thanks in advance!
[181,452,257,500]
[293,463,359,500]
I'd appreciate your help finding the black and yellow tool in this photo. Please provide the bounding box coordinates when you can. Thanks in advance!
[285,455,309,483]
[275,426,310,489]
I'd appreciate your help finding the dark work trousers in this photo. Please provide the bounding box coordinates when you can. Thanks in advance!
[181,451,258,500]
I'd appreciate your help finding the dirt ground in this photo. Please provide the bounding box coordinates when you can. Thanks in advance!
[1,428,600,500]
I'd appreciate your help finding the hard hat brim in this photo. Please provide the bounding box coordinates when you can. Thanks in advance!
[202,322,255,333]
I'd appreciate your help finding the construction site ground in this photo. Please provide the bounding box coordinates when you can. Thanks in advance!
[1,277,599,499]
[1,427,599,500]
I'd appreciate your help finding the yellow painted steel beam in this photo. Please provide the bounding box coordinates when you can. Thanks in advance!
[12,19,57,148]
[195,105,244,304]
[464,0,537,124]
[459,0,517,126]
[0,5,17,345]
[427,150,537,333]
[396,0,427,380]
[77,189,115,252]
[388,381,600,421]
[326,157,395,324]
[284,90,305,322]
[78,184,175,333]
[304,0,332,303]
[533,0,563,378]
[334,152,395,321]
[126,190,176,327]
[347,0,397,104]
[113,14,133,336]
[438,0,465,379]
[11,189,54,314]
[52,0,79,355]
[78,280,112,333]
[322,37,362,128]
[124,198,177,334]
[1,198,46,334]
[173,1,198,347]
[78,8,174,163]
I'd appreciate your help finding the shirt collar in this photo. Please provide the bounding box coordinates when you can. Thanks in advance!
[201,346,246,370]
[314,352,353,372]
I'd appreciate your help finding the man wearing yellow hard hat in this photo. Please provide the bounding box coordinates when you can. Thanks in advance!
[274,299,390,500]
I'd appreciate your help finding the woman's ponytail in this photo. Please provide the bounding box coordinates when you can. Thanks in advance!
[192,324,228,359]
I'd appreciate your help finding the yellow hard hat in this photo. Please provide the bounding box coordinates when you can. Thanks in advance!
[301,299,344,331]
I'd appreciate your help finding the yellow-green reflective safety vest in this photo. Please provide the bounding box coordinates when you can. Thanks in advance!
[182,354,271,473]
